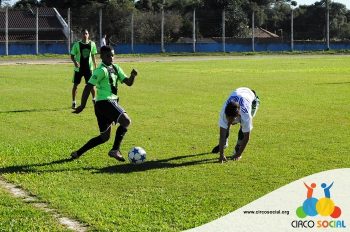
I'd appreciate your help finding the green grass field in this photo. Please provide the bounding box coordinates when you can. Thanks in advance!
[0,187,70,231]
[0,55,349,231]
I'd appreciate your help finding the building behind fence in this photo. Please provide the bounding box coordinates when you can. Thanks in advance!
[1,7,350,55]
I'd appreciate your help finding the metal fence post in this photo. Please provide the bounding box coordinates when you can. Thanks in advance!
[252,11,255,52]
[291,8,294,51]
[131,12,134,53]
[5,7,8,56]
[222,9,225,53]
[192,8,196,53]
[326,0,330,50]
[36,7,39,55]
[161,2,165,53]
[67,8,71,54]
[99,8,102,48]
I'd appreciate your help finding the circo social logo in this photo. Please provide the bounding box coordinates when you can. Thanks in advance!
[296,182,341,219]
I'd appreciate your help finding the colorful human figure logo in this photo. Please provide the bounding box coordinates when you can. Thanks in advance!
[296,182,342,219]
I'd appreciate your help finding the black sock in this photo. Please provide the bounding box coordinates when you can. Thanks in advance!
[112,126,128,150]
[77,136,105,156]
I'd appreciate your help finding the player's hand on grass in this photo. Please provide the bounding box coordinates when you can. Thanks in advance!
[72,105,84,114]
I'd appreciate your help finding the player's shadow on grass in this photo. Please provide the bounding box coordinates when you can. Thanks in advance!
[0,158,74,174]
[316,81,350,85]
[0,153,217,175]
[0,107,70,114]
[93,152,217,174]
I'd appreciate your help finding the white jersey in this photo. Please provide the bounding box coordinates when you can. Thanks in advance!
[100,38,106,47]
[219,87,256,133]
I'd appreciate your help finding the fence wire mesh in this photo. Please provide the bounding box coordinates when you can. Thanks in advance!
[1,3,350,55]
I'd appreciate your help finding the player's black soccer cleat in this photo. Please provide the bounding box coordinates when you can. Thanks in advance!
[108,150,126,162]
[70,151,80,159]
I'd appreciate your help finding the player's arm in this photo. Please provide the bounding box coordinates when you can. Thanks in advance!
[219,126,229,163]
[70,54,79,68]
[235,132,250,157]
[92,54,97,69]
[91,43,97,69]
[70,43,79,68]
[123,69,138,86]
[72,83,94,114]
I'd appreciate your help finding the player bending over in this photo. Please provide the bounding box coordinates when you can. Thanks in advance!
[71,45,138,162]
[212,87,260,163]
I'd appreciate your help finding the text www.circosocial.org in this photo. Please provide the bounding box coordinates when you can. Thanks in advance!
[243,210,290,215]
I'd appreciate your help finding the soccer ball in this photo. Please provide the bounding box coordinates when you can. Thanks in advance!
[128,147,146,164]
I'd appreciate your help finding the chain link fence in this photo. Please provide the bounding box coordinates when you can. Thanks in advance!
[1,4,350,55]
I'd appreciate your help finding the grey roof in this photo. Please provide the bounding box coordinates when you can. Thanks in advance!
[251,27,279,38]
[0,8,66,41]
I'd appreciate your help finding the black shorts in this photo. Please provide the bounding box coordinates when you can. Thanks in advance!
[72,69,92,84]
[94,100,126,133]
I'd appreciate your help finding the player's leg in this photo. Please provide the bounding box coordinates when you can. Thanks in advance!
[211,130,229,153]
[72,84,78,109]
[110,112,130,153]
[91,87,96,105]
[71,127,111,159]
[234,127,243,155]
[83,69,96,104]
[107,100,130,162]
[72,71,83,109]
[71,101,112,159]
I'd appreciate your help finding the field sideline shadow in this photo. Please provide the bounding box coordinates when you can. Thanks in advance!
[92,152,217,174]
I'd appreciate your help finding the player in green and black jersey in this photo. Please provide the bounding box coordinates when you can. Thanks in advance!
[71,46,138,162]
[70,29,97,109]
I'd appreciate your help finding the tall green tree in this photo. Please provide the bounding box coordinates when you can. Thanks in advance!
[190,0,293,38]
[293,1,331,40]
[262,0,350,40]
[328,2,350,39]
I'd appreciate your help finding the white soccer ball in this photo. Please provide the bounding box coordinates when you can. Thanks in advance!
[128,147,146,164]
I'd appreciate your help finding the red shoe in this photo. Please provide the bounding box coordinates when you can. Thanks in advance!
[108,150,125,162]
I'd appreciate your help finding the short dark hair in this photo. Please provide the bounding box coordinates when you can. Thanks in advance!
[81,29,89,34]
[100,45,113,54]
[225,101,240,117]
